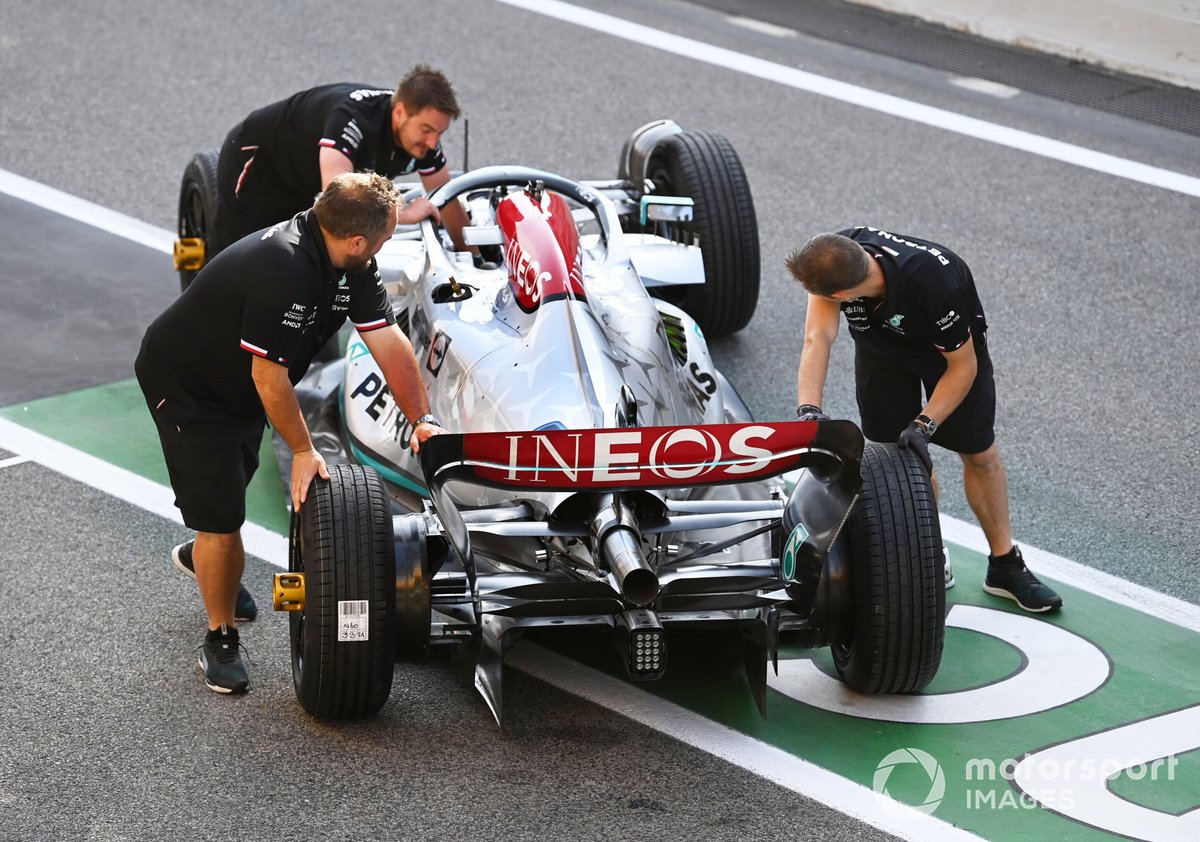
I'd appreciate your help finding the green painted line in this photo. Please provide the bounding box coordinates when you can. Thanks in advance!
[0,380,289,533]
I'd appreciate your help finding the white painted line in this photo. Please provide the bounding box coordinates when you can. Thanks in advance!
[508,644,986,841]
[771,605,1112,722]
[950,76,1022,99]
[0,168,175,255]
[0,418,287,565]
[0,455,31,469]
[726,15,798,39]
[1012,705,1200,839]
[493,0,1200,198]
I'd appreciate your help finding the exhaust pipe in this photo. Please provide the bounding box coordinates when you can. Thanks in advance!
[590,494,659,606]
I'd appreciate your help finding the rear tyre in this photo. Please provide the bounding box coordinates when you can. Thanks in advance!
[177,149,219,292]
[833,443,944,693]
[646,131,760,338]
[290,464,395,719]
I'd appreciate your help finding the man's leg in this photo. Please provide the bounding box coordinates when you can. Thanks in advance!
[962,445,1063,612]
[192,530,245,630]
[191,529,250,693]
[959,443,1012,556]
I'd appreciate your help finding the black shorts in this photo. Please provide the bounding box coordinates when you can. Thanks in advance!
[853,334,996,454]
[210,121,313,256]
[147,403,265,534]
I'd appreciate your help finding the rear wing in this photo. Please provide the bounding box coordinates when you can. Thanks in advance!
[419,420,862,492]
[419,420,864,582]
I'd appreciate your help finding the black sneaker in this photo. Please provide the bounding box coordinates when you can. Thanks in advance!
[984,552,1063,613]
[198,624,249,694]
[172,541,258,621]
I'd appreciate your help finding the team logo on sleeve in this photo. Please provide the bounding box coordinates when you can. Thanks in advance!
[936,310,959,331]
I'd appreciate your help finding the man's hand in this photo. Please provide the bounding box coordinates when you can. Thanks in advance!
[898,420,934,475]
[291,447,330,512]
[408,421,445,454]
[796,404,830,422]
[397,197,441,227]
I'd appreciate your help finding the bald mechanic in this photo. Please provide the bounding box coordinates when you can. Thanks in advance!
[787,227,1061,614]
[137,172,444,694]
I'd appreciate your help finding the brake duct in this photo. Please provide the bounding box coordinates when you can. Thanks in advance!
[589,493,659,606]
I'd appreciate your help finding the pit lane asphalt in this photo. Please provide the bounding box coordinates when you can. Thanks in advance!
[1,0,1197,839]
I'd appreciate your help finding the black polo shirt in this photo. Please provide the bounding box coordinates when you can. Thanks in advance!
[838,226,987,361]
[240,83,447,198]
[137,210,394,428]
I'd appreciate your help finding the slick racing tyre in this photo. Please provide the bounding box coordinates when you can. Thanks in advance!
[832,442,944,694]
[176,149,219,292]
[290,464,395,719]
[646,131,760,338]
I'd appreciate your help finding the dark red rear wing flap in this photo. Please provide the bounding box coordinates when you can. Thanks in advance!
[419,420,863,493]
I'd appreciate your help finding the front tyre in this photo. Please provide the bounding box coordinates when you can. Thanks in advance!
[176,149,219,293]
[833,443,944,693]
[646,131,760,338]
[290,464,395,719]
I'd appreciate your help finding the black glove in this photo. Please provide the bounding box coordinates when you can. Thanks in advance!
[796,404,830,422]
[898,420,933,475]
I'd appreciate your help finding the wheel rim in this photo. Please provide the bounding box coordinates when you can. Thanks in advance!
[289,514,307,682]
[180,183,208,238]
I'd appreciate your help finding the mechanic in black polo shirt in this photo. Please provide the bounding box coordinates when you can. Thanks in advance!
[208,65,470,258]
[786,226,1062,613]
[136,172,444,694]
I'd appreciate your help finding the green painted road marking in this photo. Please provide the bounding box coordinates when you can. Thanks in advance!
[0,380,289,533]
[5,381,1200,841]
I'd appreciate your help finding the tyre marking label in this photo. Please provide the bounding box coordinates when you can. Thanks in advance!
[337,600,370,642]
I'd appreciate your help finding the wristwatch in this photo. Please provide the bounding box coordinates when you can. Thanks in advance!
[412,413,441,428]
[916,414,938,436]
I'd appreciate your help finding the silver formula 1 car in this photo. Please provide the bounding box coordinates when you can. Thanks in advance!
[270,121,945,724]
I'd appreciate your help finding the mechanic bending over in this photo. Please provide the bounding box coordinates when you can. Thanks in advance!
[787,227,1062,614]
[207,65,471,258]
[136,173,445,695]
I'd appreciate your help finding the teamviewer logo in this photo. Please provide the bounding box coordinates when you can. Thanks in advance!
[873,748,946,818]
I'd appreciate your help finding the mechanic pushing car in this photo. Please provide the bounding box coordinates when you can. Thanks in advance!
[788,227,1062,613]
[136,172,445,694]
[207,65,470,258]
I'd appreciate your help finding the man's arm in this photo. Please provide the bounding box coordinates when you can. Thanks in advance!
[318,147,355,189]
[797,294,841,410]
[419,167,471,253]
[250,355,329,511]
[923,335,978,424]
[358,324,444,452]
